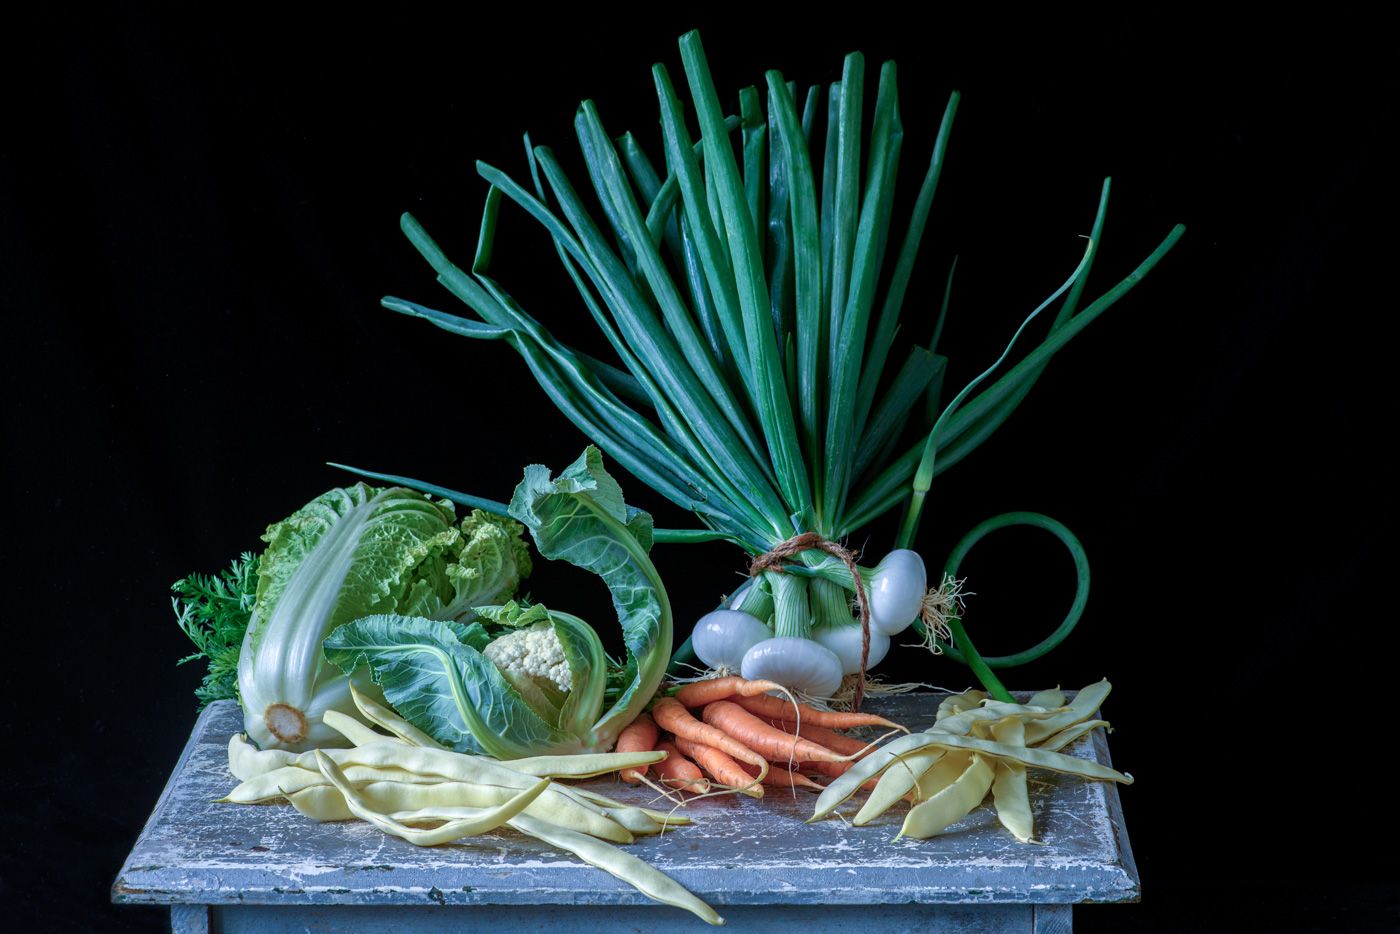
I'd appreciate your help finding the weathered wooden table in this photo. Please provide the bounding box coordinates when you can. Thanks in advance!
[113,696,1139,932]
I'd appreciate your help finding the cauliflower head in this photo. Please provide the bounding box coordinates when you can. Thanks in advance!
[482,622,572,693]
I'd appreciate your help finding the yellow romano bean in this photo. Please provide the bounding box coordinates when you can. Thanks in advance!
[989,719,1033,843]
[390,806,502,824]
[350,684,445,749]
[315,751,546,845]
[517,790,634,844]
[936,690,987,721]
[898,753,995,840]
[934,703,1061,737]
[1027,688,1067,709]
[809,733,945,821]
[585,806,663,835]
[281,780,633,841]
[991,763,1032,843]
[501,751,667,779]
[1038,720,1110,753]
[554,795,663,835]
[529,784,639,842]
[286,785,355,821]
[286,742,534,789]
[227,733,298,781]
[567,788,692,827]
[322,709,402,747]
[905,732,1131,784]
[393,801,662,836]
[508,813,723,926]
[284,781,517,821]
[225,749,637,844]
[1022,680,1112,745]
[223,763,444,803]
[914,751,973,802]
[854,750,944,826]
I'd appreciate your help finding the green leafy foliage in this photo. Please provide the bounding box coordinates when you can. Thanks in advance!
[172,553,259,708]
[509,446,669,744]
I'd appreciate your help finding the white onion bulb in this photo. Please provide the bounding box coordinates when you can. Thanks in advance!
[869,549,927,635]
[691,610,771,671]
[812,624,891,675]
[740,637,844,698]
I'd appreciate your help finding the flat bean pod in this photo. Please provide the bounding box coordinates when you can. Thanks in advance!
[315,751,547,845]
[1021,680,1112,744]
[285,785,357,821]
[1037,720,1109,753]
[934,703,1061,737]
[936,690,987,721]
[991,762,1032,842]
[285,741,535,789]
[224,764,449,802]
[350,683,445,749]
[898,754,995,840]
[910,732,1132,783]
[809,732,941,820]
[544,783,652,841]
[284,782,511,822]
[227,733,298,781]
[567,787,693,826]
[567,803,663,835]
[1027,688,1067,709]
[508,813,724,926]
[989,719,1033,843]
[914,751,973,801]
[323,709,402,747]
[282,781,633,841]
[854,749,943,825]
[502,750,667,779]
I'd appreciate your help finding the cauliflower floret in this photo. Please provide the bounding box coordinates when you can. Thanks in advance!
[482,623,572,693]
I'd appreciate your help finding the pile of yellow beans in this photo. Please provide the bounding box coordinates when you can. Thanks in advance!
[809,681,1131,841]
[221,685,723,925]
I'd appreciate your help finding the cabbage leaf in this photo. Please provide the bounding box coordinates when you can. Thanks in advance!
[323,447,672,757]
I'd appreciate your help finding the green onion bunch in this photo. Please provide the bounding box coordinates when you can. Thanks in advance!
[350,30,1184,702]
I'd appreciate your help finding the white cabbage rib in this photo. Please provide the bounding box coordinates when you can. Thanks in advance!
[237,486,462,751]
[238,494,376,750]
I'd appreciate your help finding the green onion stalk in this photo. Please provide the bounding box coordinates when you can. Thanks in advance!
[340,31,1183,704]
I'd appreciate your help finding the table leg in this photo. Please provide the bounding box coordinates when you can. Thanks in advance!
[1033,903,1073,933]
[171,904,211,934]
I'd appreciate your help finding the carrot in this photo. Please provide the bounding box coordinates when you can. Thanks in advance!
[733,693,905,731]
[762,718,876,758]
[672,736,763,798]
[615,712,658,783]
[741,761,826,792]
[652,740,709,793]
[673,676,787,708]
[652,697,770,780]
[701,701,848,765]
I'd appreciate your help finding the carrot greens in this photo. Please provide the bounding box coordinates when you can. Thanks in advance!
[173,552,259,708]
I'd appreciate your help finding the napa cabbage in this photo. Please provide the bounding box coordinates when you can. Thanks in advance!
[235,483,529,751]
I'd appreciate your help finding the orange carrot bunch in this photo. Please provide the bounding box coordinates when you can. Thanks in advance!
[616,677,907,799]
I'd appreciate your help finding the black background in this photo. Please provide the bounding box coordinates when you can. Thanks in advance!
[5,7,1395,931]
